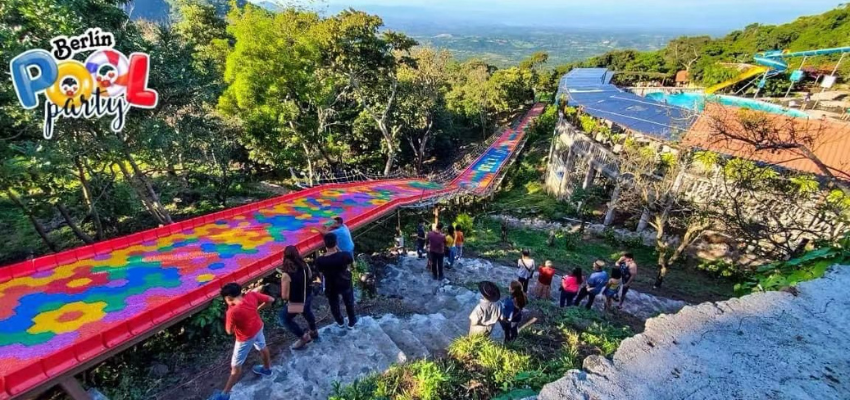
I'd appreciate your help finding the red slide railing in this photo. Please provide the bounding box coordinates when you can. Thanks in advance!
[0,104,545,399]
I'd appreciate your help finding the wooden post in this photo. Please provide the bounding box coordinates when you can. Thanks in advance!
[60,377,91,400]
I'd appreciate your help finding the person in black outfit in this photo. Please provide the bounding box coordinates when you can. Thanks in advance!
[416,221,427,259]
[315,233,357,329]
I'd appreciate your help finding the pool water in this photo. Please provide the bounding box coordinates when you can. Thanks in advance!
[645,92,809,118]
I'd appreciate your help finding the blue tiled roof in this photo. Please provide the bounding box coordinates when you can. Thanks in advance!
[556,68,696,141]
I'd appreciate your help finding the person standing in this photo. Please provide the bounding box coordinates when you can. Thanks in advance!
[427,222,446,280]
[559,268,583,307]
[278,246,318,350]
[516,249,536,293]
[499,281,528,343]
[617,253,638,310]
[533,260,556,300]
[454,225,465,260]
[415,221,427,259]
[318,216,354,257]
[573,260,609,310]
[469,281,502,337]
[209,283,274,400]
[315,233,357,329]
[445,225,456,269]
[603,268,622,312]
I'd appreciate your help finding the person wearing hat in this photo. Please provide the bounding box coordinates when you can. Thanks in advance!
[469,281,502,336]
[573,260,609,310]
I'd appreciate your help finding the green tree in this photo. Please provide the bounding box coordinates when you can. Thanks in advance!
[396,48,451,172]
[324,10,418,176]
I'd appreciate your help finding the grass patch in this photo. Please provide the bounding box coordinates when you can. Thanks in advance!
[331,301,636,400]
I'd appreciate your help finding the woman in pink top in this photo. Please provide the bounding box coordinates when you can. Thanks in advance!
[559,267,583,307]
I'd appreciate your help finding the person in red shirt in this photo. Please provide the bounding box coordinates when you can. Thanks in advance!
[209,283,274,400]
[533,260,557,299]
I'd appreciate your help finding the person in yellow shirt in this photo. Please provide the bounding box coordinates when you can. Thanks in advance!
[445,225,456,268]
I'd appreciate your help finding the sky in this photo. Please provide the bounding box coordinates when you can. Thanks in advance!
[309,0,843,33]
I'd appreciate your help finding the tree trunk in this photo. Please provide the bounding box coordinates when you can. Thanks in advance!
[5,189,57,252]
[383,139,395,176]
[75,158,104,239]
[300,142,315,186]
[115,161,170,225]
[55,203,95,244]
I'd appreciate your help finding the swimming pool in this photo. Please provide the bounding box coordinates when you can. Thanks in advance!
[645,92,809,118]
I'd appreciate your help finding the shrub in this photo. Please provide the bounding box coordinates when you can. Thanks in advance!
[374,360,451,400]
[735,237,849,295]
[454,213,474,233]
[696,259,749,280]
[580,322,632,356]
[600,227,618,246]
[562,231,581,250]
[330,378,380,400]
[448,335,531,387]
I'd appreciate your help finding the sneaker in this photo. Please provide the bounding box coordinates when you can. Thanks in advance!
[207,390,230,400]
[252,365,272,376]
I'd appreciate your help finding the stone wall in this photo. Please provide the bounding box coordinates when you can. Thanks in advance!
[537,265,850,400]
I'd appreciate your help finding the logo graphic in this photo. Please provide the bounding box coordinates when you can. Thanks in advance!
[9,28,158,139]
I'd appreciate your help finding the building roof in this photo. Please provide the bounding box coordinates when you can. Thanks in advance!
[556,68,697,141]
[675,70,690,82]
[682,103,850,179]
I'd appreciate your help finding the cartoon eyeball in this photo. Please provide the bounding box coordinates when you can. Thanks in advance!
[85,49,129,97]
[61,83,79,97]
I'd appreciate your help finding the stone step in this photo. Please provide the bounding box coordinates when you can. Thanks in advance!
[403,313,458,355]
[229,316,404,400]
[376,314,431,361]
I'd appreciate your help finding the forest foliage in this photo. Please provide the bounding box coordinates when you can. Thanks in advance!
[0,0,547,264]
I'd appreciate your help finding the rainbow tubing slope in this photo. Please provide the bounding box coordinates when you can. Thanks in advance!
[0,104,545,398]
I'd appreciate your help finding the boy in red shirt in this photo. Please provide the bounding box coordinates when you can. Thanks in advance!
[209,283,274,400]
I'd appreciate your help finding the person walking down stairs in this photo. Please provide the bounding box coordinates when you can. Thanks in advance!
[469,281,502,337]
[278,246,319,350]
[208,283,275,400]
[316,233,358,329]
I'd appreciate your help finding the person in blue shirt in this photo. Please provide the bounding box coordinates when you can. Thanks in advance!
[318,216,355,257]
[573,260,609,310]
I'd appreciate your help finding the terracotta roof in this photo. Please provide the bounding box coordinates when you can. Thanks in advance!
[675,70,690,82]
[682,103,850,179]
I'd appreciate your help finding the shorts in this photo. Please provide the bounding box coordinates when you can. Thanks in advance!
[231,327,267,367]
[604,288,618,298]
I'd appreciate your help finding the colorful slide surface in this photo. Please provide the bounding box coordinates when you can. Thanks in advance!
[0,104,545,399]
[704,66,769,94]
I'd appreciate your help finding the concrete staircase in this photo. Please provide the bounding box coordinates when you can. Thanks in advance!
[228,256,686,399]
